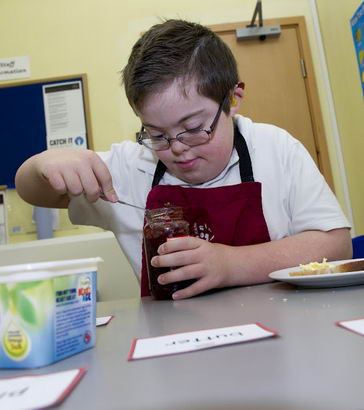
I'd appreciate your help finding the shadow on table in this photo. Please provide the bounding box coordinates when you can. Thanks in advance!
[269,280,364,293]
[144,403,331,410]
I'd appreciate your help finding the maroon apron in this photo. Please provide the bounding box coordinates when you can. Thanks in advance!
[140,126,271,296]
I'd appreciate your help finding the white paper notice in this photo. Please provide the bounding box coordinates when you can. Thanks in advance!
[0,56,30,81]
[96,316,113,326]
[42,81,87,149]
[0,368,85,410]
[337,318,364,336]
[128,323,277,360]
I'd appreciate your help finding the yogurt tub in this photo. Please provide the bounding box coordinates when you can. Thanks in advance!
[0,257,101,369]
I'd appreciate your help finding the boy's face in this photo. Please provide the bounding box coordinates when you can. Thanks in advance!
[137,81,235,185]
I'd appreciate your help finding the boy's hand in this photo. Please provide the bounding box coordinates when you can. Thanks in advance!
[35,148,117,203]
[151,236,234,300]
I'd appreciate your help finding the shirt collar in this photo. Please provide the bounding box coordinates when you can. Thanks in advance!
[161,148,239,188]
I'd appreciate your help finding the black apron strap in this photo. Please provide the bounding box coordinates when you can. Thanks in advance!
[234,124,254,183]
[152,159,167,187]
[151,123,254,187]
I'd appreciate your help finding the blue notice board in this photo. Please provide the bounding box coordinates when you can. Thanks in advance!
[351,2,364,97]
[0,75,91,188]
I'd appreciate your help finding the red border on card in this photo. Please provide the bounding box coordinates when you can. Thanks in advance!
[128,338,138,360]
[51,368,87,407]
[127,323,278,361]
[0,368,86,409]
[255,322,279,335]
[336,317,364,337]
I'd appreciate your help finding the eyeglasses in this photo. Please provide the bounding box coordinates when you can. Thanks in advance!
[136,95,228,151]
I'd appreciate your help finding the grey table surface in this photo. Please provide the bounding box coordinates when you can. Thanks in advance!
[1,281,364,410]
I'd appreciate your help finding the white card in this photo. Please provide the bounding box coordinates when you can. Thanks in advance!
[0,368,86,410]
[128,323,277,360]
[96,316,113,326]
[337,318,364,336]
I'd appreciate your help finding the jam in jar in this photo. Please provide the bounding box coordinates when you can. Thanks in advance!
[143,205,191,299]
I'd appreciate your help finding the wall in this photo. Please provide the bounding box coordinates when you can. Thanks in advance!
[316,0,364,235]
[0,0,357,242]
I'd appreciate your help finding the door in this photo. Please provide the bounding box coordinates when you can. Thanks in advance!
[210,17,334,190]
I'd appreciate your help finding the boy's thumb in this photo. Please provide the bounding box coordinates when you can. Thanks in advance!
[101,187,118,203]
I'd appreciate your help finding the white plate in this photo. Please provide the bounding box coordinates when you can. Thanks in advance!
[269,258,364,288]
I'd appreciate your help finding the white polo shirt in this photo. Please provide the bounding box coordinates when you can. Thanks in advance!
[69,115,350,280]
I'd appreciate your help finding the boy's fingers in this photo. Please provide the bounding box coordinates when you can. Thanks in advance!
[45,172,67,195]
[63,170,84,196]
[152,249,199,268]
[102,188,118,203]
[172,277,211,300]
[78,166,109,203]
[158,264,197,284]
[158,236,200,254]
[91,158,118,202]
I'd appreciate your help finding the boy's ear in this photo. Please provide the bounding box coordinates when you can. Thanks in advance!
[229,82,244,116]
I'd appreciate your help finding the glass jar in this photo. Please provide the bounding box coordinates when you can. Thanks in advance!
[143,205,191,300]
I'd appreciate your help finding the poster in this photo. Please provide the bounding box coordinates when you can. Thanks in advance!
[42,81,87,149]
[351,2,364,97]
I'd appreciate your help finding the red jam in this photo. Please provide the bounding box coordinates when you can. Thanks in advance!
[143,205,192,300]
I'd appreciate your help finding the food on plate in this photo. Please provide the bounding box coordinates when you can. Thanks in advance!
[333,259,364,273]
[289,258,364,276]
[289,258,334,276]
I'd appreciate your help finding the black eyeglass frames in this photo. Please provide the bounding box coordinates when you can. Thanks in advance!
[136,95,228,151]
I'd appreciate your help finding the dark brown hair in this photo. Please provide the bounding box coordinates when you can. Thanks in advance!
[122,19,239,114]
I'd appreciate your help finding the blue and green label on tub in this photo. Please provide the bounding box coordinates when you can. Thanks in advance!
[0,281,46,361]
[0,274,94,363]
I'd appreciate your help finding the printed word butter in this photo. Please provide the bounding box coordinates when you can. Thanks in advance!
[129,323,277,360]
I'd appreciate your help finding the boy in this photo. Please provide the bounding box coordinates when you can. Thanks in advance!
[15,19,352,300]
